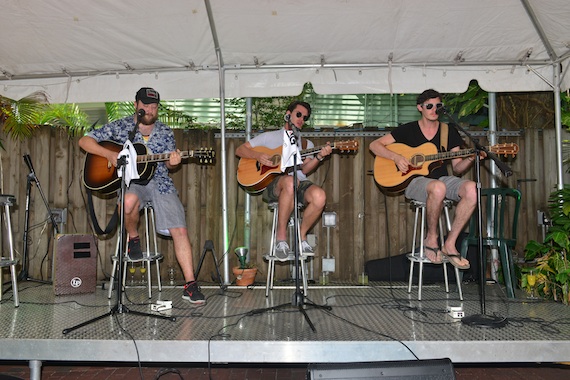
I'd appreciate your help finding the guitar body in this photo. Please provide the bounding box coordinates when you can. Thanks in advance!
[374,142,519,192]
[237,140,359,193]
[83,141,156,194]
[374,143,441,192]
[237,146,284,193]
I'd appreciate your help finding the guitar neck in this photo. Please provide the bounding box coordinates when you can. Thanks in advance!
[137,151,190,163]
[299,143,341,158]
[424,147,482,162]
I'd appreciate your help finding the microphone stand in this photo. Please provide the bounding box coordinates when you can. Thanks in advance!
[18,154,60,283]
[63,144,175,334]
[251,122,331,333]
[438,108,511,328]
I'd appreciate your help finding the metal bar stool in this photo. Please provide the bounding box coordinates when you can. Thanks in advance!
[407,199,463,301]
[108,202,163,299]
[264,202,309,297]
[0,194,19,307]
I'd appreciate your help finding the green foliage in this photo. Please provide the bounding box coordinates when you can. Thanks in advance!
[1,92,93,144]
[0,92,48,142]
[37,103,91,137]
[524,185,570,304]
[443,81,489,127]
[103,101,196,129]
[221,83,314,130]
[562,91,570,128]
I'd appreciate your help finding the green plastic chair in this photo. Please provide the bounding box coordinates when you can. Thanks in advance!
[460,187,522,298]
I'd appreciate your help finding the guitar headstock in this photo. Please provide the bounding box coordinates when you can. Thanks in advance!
[190,147,215,164]
[490,143,519,157]
[333,140,359,152]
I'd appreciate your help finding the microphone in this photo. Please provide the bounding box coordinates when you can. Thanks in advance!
[137,109,145,119]
[23,154,35,174]
[436,106,448,115]
[284,114,290,122]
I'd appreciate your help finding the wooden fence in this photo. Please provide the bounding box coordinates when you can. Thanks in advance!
[0,126,567,286]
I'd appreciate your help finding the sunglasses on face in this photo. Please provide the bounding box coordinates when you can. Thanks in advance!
[422,102,444,110]
[295,111,310,121]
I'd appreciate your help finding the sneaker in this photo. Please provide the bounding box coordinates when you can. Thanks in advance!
[301,240,315,256]
[182,281,206,304]
[274,241,290,261]
[127,236,143,260]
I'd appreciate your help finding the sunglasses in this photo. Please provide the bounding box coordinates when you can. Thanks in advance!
[295,111,310,121]
[422,102,444,110]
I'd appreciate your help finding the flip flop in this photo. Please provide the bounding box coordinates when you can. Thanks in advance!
[424,246,443,264]
[442,251,470,270]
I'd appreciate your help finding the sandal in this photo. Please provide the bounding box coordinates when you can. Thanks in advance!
[442,251,470,269]
[424,246,443,264]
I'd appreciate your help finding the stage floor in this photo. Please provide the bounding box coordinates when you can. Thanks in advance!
[0,279,569,367]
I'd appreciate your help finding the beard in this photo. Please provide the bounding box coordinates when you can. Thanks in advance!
[140,114,158,125]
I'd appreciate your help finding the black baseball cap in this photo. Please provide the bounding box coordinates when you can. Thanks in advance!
[135,87,160,104]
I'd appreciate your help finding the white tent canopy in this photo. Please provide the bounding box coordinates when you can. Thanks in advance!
[1,0,570,103]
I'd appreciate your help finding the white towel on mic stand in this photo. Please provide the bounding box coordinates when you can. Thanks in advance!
[116,140,140,187]
[281,129,302,172]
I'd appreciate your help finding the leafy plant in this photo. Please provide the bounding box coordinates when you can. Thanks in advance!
[443,80,489,127]
[524,185,570,304]
[0,92,48,144]
[38,103,91,137]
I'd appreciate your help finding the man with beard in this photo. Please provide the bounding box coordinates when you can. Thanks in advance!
[79,87,205,304]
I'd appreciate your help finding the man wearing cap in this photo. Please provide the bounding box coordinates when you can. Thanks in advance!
[79,87,205,304]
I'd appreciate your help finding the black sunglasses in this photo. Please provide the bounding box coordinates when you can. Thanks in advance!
[422,102,444,110]
[295,111,310,121]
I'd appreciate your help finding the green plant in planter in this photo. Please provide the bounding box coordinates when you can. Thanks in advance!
[524,185,570,304]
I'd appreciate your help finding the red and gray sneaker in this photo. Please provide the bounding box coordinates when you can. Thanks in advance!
[182,281,206,304]
[127,236,143,260]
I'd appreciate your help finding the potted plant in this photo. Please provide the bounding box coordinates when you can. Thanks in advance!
[232,247,257,286]
[524,185,570,304]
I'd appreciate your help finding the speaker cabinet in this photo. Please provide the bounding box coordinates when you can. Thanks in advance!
[307,359,455,379]
[53,234,97,295]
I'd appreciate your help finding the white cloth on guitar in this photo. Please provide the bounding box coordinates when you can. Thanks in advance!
[280,129,302,172]
[116,140,140,187]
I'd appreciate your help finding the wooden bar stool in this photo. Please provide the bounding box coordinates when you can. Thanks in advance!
[108,202,163,299]
[407,199,463,301]
[0,194,19,307]
[264,202,309,297]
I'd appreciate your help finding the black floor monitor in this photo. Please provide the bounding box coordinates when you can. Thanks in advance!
[307,358,455,380]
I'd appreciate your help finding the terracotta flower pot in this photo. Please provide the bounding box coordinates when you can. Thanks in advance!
[232,266,257,286]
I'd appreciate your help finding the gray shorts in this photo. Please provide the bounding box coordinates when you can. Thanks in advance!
[404,176,467,203]
[262,177,314,206]
[123,181,186,235]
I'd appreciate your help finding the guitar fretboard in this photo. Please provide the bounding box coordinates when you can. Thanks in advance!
[299,142,357,158]
[423,148,478,162]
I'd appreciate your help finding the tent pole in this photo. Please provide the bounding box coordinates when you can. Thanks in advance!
[205,0,231,284]
[554,63,564,189]
[488,92,499,282]
[244,98,253,259]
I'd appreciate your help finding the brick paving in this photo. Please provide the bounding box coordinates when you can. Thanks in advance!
[1,362,569,380]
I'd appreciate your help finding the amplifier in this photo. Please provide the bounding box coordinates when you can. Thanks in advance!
[53,234,97,295]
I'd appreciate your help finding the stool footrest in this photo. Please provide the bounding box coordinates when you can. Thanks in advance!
[0,258,19,267]
[264,253,309,261]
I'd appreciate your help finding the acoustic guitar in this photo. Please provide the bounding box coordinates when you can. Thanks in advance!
[237,140,359,193]
[373,142,519,192]
[83,140,215,194]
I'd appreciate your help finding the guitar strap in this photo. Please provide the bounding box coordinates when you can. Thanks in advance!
[86,189,119,235]
[440,122,449,152]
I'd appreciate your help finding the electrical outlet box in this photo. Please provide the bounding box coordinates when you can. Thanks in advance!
[322,257,335,272]
[50,208,67,224]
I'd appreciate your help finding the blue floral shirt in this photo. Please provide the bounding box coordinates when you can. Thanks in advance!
[87,116,178,194]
